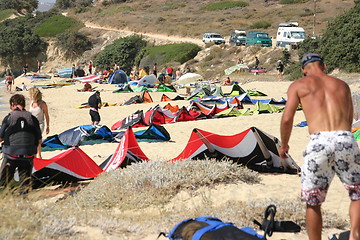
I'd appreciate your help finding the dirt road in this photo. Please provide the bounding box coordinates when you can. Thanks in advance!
[84,22,203,46]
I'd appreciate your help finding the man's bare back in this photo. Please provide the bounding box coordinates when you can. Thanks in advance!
[280,53,360,240]
[289,64,353,134]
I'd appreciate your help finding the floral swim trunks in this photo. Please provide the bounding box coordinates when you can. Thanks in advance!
[301,131,360,206]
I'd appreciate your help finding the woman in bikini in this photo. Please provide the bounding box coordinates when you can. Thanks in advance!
[5,73,14,92]
[28,87,50,158]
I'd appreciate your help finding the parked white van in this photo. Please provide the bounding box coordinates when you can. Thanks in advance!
[276,22,306,48]
[202,33,225,45]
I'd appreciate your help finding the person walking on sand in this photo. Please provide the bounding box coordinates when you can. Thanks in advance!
[276,60,284,81]
[37,60,41,73]
[5,73,14,92]
[279,53,360,240]
[88,61,93,75]
[254,56,259,69]
[28,87,50,159]
[88,91,102,125]
[0,94,42,191]
[23,63,29,76]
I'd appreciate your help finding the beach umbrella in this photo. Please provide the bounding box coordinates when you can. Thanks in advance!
[224,64,249,75]
[176,73,203,85]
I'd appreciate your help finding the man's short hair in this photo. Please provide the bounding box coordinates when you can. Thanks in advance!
[301,53,323,68]
[9,94,25,108]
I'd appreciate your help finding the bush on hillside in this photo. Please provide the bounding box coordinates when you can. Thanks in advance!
[34,15,83,38]
[0,0,38,13]
[55,0,92,10]
[0,9,14,21]
[201,1,249,11]
[137,43,202,68]
[94,35,147,74]
[249,20,271,29]
[297,4,360,73]
[56,31,92,59]
[0,23,45,66]
[279,0,309,4]
[101,0,131,6]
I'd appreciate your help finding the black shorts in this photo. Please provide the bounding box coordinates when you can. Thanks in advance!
[90,110,100,122]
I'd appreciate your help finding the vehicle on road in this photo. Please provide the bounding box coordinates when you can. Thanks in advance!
[246,32,272,47]
[202,33,225,45]
[276,22,306,48]
[229,30,247,46]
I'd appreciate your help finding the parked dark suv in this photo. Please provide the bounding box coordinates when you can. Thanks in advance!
[229,30,247,46]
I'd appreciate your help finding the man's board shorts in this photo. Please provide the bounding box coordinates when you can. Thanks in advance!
[89,109,100,122]
[301,131,360,206]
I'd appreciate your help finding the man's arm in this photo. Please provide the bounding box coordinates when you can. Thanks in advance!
[280,82,300,158]
[0,115,10,143]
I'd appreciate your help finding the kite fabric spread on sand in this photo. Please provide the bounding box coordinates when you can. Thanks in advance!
[101,127,149,172]
[170,127,300,174]
[32,147,104,186]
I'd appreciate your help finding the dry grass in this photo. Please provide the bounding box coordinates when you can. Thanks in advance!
[76,0,354,39]
[0,159,349,239]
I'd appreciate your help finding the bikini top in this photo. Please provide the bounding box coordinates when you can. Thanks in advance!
[29,101,45,124]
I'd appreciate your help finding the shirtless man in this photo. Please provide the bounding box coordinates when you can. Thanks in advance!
[280,53,360,240]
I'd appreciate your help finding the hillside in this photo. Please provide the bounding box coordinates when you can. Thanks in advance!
[4,0,355,80]
[72,0,354,40]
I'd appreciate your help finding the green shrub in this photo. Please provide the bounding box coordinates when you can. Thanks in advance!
[94,35,147,74]
[56,31,92,59]
[298,4,360,73]
[139,43,202,66]
[201,1,249,11]
[96,5,134,17]
[249,20,271,29]
[0,22,45,66]
[279,0,309,4]
[34,15,83,38]
[0,0,38,12]
[162,3,186,10]
[0,9,14,21]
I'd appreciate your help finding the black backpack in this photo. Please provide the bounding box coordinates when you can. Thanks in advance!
[2,110,39,155]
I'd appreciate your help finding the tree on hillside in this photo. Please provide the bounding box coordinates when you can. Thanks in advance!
[56,31,92,59]
[299,3,360,72]
[94,35,147,74]
[55,0,92,9]
[0,0,38,13]
[0,23,45,66]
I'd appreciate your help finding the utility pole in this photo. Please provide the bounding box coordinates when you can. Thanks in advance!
[313,0,316,37]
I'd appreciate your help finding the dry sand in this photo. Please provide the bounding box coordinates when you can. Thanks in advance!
[1,72,360,240]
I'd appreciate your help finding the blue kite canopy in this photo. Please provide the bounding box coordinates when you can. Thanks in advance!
[134,124,171,142]
[42,125,113,148]
[108,70,128,84]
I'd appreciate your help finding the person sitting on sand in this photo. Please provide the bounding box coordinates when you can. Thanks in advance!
[222,76,231,86]
[78,83,93,92]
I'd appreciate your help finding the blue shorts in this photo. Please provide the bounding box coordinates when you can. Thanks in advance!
[301,131,360,206]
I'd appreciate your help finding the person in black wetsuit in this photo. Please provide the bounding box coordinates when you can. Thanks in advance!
[88,91,102,125]
[0,94,42,191]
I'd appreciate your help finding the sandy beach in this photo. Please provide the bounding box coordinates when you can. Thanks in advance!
[1,72,360,239]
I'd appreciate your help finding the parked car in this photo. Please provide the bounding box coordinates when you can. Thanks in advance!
[202,33,225,45]
[229,30,247,46]
[246,32,272,47]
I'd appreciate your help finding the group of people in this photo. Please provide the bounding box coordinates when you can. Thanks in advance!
[0,53,359,240]
[0,86,50,191]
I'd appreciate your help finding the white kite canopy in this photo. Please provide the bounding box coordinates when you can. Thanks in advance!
[176,73,203,85]
[138,74,157,87]
[170,127,300,174]
[224,64,249,75]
